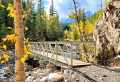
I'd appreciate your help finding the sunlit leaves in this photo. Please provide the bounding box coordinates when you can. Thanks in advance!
[1,61,5,64]
[41,12,47,21]
[7,27,12,29]
[6,34,16,43]
[23,11,28,18]
[25,27,28,31]
[84,19,94,34]
[3,54,9,61]
[21,57,25,64]
[66,18,94,41]
[7,4,14,17]
[3,45,7,50]
[104,0,112,7]
[69,12,75,19]
[0,4,5,8]
[49,16,58,29]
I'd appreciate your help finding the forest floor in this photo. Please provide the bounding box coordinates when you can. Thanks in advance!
[0,50,120,82]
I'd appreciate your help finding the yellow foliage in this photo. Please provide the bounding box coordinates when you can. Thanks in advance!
[0,56,1,60]
[1,61,5,64]
[41,15,45,20]
[6,34,16,43]
[7,27,12,29]
[21,57,25,64]
[2,38,7,42]
[3,45,7,50]
[104,0,112,7]
[0,4,5,8]
[3,54,10,62]
[9,51,13,53]
[69,12,75,19]
[25,27,28,31]
[67,19,94,41]
[7,4,14,17]
[84,19,94,34]
[41,12,47,21]
[25,67,27,70]
[49,16,58,29]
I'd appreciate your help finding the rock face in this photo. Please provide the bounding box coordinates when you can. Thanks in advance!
[93,0,120,64]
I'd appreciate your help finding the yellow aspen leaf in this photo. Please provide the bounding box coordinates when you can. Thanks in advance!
[0,56,1,60]
[5,57,8,61]
[41,15,45,20]
[29,52,33,55]
[25,67,27,70]
[0,4,5,8]
[21,57,25,64]
[25,27,28,31]
[24,54,28,58]
[7,27,12,29]
[3,45,7,50]
[1,61,5,64]
[9,51,12,53]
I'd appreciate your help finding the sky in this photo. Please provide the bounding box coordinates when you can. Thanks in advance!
[34,0,109,19]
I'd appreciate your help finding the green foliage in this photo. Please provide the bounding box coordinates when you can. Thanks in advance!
[88,9,104,25]
[0,23,8,42]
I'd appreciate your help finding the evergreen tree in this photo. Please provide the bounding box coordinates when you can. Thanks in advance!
[35,0,47,41]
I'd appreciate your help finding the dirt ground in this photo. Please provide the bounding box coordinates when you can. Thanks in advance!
[62,65,120,82]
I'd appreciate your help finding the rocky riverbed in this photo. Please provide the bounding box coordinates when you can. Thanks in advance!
[0,50,120,82]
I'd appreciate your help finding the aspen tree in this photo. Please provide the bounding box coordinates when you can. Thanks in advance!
[14,0,25,81]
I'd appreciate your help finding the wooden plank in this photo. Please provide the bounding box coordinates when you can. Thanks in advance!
[38,51,91,67]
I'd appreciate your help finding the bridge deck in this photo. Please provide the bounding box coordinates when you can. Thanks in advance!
[35,51,91,67]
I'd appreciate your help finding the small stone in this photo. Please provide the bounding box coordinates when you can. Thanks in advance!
[36,69,42,73]
[76,79,79,82]
[33,78,41,82]
[65,79,69,82]
[70,70,74,74]
[40,76,48,82]
[31,72,37,76]
[103,75,107,77]
[48,73,63,81]
[25,76,35,82]
[37,73,43,78]
[53,74,63,81]
[99,78,103,80]
[64,70,69,74]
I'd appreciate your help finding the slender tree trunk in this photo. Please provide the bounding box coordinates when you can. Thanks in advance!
[73,0,83,41]
[14,0,25,82]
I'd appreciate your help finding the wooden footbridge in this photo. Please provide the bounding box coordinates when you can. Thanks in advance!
[29,41,96,68]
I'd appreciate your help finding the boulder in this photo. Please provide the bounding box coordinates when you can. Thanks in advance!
[48,73,63,81]
[93,0,120,65]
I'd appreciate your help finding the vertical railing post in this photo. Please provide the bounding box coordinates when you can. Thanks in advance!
[94,41,96,64]
[75,43,78,60]
[71,42,73,67]
[47,44,48,59]
[56,43,58,61]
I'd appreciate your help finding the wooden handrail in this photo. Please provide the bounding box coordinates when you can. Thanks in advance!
[29,41,96,67]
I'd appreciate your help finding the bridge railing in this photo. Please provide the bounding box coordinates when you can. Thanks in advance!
[29,41,96,67]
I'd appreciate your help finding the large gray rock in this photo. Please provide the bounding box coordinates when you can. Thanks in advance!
[93,0,120,65]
